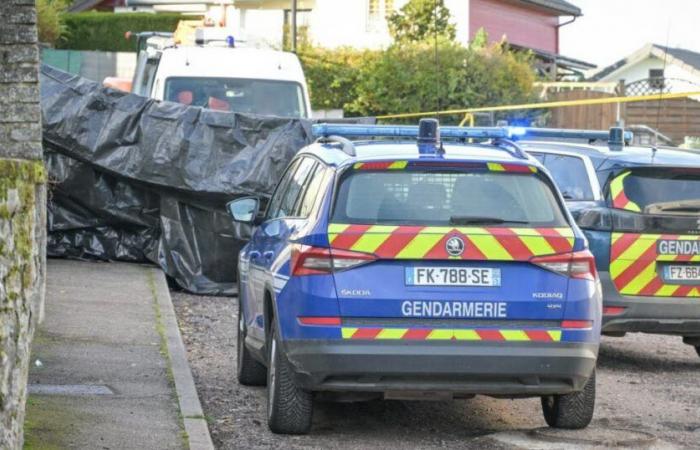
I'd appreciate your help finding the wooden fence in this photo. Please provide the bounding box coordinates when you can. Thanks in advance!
[546,91,700,145]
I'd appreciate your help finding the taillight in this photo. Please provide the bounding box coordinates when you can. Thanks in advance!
[531,250,597,280]
[291,245,376,276]
[561,320,594,329]
[603,306,626,316]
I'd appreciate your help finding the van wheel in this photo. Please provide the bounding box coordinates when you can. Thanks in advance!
[236,297,266,386]
[541,370,595,429]
[267,320,313,434]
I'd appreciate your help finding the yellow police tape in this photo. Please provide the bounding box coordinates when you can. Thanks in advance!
[375,90,700,121]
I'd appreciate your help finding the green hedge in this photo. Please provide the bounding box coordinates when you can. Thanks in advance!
[300,41,536,119]
[57,12,183,52]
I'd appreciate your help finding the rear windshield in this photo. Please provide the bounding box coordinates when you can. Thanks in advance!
[615,169,700,215]
[164,77,307,117]
[332,170,568,226]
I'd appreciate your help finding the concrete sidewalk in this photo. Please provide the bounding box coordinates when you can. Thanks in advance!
[24,260,212,449]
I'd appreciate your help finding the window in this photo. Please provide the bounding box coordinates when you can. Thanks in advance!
[267,159,300,219]
[270,158,317,219]
[649,68,665,90]
[367,0,394,31]
[296,164,328,218]
[164,77,307,117]
[332,170,568,227]
[614,169,700,214]
[540,154,594,201]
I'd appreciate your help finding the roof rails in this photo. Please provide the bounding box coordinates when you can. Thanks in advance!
[311,123,633,152]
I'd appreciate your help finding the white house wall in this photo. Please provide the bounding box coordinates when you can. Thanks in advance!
[236,0,472,49]
[599,55,700,94]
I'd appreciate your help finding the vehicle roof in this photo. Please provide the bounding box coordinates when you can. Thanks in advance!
[156,47,306,83]
[300,141,543,168]
[519,140,700,169]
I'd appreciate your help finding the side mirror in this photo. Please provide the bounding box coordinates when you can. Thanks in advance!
[574,207,613,231]
[227,197,260,223]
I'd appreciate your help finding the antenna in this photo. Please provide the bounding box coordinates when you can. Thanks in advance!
[434,0,440,119]
[654,21,672,150]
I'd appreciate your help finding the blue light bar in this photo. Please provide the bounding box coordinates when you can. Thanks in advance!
[312,124,511,140]
[311,124,633,144]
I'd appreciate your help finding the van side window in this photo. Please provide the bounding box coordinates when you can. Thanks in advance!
[540,154,594,201]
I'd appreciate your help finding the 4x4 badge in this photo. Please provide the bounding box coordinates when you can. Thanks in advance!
[445,236,465,257]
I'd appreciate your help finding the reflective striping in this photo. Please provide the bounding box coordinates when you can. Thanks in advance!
[469,233,515,260]
[610,171,642,212]
[341,327,358,339]
[389,161,409,170]
[329,224,575,261]
[610,232,700,297]
[499,330,530,341]
[340,327,563,342]
[350,225,398,254]
[395,232,445,259]
[353,160,537,173]
[376,328,408,339]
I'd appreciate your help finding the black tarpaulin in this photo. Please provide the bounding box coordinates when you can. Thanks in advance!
[41,65,313,295]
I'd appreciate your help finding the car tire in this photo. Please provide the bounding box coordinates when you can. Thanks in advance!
[266,320,313,435]
[236,297,267,386]
[541,370,595,429]
[695,346,700,358]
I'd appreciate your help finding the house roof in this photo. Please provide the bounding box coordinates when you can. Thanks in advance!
[591,43,700,81]
[518,0,582,16]
[68,0,125,12]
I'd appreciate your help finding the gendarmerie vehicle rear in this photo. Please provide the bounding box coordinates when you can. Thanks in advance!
[228,120,601,434]
[521,128,700,357]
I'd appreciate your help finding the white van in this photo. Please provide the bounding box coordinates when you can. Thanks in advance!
[130,33,312,118]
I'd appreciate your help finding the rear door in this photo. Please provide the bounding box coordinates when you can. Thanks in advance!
[328,160,580,327]
[607,168,700,297]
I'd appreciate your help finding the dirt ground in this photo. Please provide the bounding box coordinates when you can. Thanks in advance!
[172,291,700,449]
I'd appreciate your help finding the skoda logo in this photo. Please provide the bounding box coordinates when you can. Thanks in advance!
[445,236,465,256]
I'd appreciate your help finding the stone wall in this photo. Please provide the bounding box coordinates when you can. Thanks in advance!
[0,1,46,449]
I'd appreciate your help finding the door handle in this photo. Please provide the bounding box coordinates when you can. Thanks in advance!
[263,251,275,260]
[249,251,261,260]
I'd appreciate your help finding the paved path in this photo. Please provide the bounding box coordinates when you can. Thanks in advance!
[25,260,211,450]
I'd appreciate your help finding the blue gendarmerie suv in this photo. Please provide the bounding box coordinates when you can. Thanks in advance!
[228,120,601,435]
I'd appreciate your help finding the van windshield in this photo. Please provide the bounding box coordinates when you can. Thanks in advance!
[332,170,569,227]
[164,77,307,117]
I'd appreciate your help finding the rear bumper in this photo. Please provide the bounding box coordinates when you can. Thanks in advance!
[283,339,598,397]
[600,272,700,336]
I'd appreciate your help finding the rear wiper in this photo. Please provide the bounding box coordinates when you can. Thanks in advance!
[645,200,700,215]
[449,216,529,225]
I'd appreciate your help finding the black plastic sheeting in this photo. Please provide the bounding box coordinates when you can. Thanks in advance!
[41,65,314,295]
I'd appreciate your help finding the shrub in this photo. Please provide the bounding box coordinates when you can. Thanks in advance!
[344,40,536,121]
[57,12,183,52]
[298,47,379,112]
[37,0,68,45]
[388,0,456,44]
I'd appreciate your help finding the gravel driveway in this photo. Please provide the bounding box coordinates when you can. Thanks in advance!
[172,292,700,449]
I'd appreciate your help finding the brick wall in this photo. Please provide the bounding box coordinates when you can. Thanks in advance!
[0,1,46,449]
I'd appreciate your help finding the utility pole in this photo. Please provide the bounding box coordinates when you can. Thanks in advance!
[291,0,298,53]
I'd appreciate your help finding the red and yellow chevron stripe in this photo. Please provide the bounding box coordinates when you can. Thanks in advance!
[610,232,700,297]
[610,171,641,212]
[351,160,538,173]
[341,327,562,341]
[328,225,575,261]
